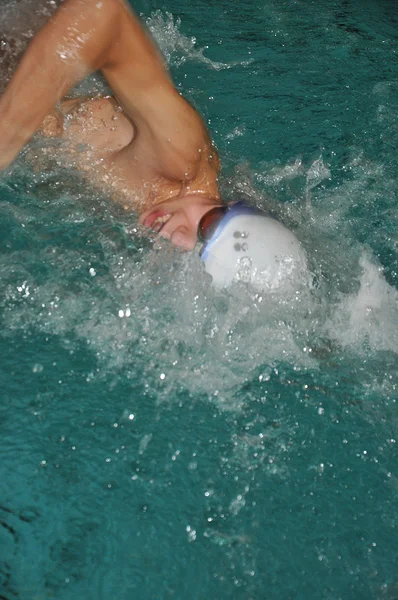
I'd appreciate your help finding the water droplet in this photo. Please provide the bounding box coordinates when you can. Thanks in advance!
[237,256,252,282]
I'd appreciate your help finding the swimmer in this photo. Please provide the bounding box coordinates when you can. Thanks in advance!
[0,0,221,251]
[0,0,307,287]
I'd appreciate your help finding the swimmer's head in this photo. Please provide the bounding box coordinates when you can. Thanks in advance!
[139,197,308,290]
[198,202,308,289]
[139,194,222,250]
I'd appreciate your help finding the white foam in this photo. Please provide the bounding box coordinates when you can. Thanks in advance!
[325,253,398,354]
[5,142,398,412]
[256,158,304,186]
[0,218,318,412]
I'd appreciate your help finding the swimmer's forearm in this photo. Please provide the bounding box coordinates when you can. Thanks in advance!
[0,0,168,169]
[0,0,123,169]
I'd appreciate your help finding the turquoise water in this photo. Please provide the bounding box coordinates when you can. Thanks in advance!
[1,0,398,598]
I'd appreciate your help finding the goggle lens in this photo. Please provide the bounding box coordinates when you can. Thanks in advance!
[198,206,228,243]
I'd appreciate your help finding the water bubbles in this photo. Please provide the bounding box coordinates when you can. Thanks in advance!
[186,525,196,542]
[236,256,252,283]
[171,449,180,461]
[305,156,331,194]
[139,434,152,455]
[17,281,30,297]
[229,493,246,516]
[226,126,246,141]
[258,368,271,382]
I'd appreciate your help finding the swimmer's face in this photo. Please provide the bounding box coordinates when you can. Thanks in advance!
[139,195,221,250]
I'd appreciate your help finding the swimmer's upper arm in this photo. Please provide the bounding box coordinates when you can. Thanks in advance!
[0,0,170,169]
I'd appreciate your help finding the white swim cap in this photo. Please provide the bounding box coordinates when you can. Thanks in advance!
[198,202,308,290]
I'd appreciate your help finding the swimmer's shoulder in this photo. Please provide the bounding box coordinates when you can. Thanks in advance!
[40,95,135,154]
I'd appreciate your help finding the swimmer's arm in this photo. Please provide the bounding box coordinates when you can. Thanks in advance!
[0,0,171,170]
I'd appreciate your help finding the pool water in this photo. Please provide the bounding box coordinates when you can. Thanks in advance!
[1,0,398,598]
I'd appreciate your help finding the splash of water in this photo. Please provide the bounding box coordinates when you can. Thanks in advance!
[324,253,398,354]
[145,11,251,71]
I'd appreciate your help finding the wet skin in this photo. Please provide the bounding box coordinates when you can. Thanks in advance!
[42,94,222,250]
[0,0,222,249]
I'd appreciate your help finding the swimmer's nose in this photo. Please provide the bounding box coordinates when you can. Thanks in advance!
[170,226,197,251]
